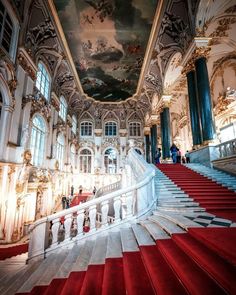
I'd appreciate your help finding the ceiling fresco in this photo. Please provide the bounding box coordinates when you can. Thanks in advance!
[53,0,158,102]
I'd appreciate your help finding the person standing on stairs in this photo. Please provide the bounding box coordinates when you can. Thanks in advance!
[185,150,190,163]
[155,148,162,165]
[170,144,178,163]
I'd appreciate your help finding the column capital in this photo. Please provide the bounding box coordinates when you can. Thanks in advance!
[144,126,151,135]
[162,94,172,108]
[150,114,159,125]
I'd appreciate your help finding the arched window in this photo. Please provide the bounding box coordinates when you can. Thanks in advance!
[104,148,117,174]
[30,115,46,166]
[70,144,76,167]
[129,122,141,137]
[81,121,93,136]
[72,115,77,134]
[79,149,92,173]
[105,122,117,136]
[0,3,13,54]
[36,62,51,100]
[56,133,65,170]
[59,96,67,121]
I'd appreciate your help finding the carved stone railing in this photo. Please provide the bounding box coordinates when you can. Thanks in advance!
[216,138,236,158]
[95,180,122,198]
[27,148,156,262]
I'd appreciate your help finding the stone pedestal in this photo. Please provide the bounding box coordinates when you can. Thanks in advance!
[189,145,219,167]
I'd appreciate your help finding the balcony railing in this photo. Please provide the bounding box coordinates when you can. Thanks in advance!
[27,148,156,262]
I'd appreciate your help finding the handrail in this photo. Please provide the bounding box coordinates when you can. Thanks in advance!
[215,138,236,158]
[27,148,156,261]
[95,180,122,198]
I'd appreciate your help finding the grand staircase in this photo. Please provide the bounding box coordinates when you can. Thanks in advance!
[1,163,236,295]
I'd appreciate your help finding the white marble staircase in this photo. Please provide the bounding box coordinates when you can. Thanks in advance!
[187,163,236,191]
[1,164,236,294]
[0,213,197,295]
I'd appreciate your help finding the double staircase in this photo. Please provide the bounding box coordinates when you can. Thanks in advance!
[1,161,236,295]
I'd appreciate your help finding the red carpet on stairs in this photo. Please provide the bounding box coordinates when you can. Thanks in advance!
[123,251,155,295]
[140,245,188,295]
[188,227,236,265]
[157,239,228,295]
[0,243,28,260]
[70,193,91,207]
[157,164,236,222]
[102,258,126,295]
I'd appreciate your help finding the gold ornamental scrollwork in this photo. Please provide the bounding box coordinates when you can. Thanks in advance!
[192,46,211,62]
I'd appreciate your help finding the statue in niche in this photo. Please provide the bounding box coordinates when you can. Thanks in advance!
[20,125,30,148]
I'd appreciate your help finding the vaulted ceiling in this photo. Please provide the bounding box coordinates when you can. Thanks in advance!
[53,0,158,102]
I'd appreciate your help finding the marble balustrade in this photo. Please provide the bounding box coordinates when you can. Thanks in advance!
[27,148,156,262]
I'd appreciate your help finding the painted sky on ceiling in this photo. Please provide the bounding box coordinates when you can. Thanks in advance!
[54,0,158,101]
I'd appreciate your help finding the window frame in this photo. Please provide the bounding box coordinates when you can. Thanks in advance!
[79,148,92,173]
[0,0,19,60]
[35,62,51,101]
[80,121,93,137]
[104,148,117,174]
[104,121,117,137]
[129,122,141,137]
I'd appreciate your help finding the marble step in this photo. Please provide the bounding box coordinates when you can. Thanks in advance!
[157,207,205,213]
[1,260,42,295]
[56,242,84,278]
[153,210,203,230]
[131,224,155,246]
[38,248,71,285]
[139,220,170,240]
[71,238,96,271]
[148,215,185,235]
[120,227,139,252]
[89,234,108,265]
[106,231,123,258]
[17,250,64,292]
[0,264,27,294]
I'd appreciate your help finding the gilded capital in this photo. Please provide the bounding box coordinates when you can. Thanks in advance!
[182,59,195,75]
[192,46,211,61]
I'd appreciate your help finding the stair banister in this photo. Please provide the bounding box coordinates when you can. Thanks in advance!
[28,149,156,262]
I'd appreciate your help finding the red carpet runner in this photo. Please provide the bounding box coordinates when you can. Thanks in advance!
[157,164,236,222]
[0,243,28,260]
[15,228,236,295]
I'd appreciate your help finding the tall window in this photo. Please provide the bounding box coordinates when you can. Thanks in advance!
[104,148,117,174]
[79,149,92,173]
[70,144,76,167]
[81,121,93,136]
[59,96,67,121]
[30,115,46,166]
[129,122,141,137]
[0,3,13,54]
[105,122,117,136]
[36,62,51,100]
[56,133,65,170]
[72,115,77,134]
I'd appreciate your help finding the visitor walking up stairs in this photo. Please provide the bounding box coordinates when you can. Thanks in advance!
[1,164,236,294]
